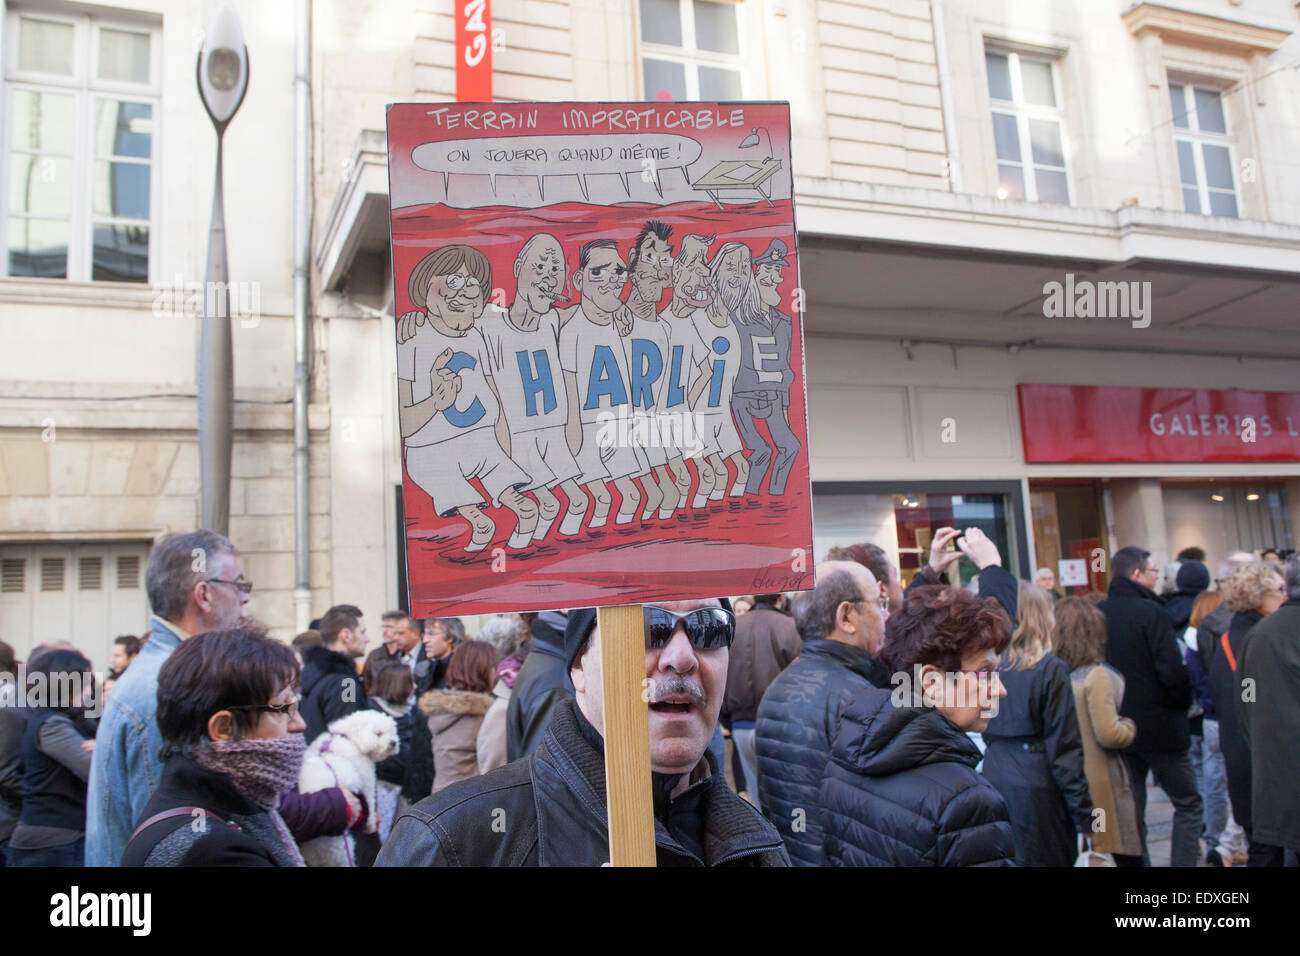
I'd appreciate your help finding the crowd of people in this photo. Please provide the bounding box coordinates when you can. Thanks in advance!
[0,526,1295,868]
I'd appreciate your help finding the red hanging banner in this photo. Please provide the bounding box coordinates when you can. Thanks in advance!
[455,0,492,102]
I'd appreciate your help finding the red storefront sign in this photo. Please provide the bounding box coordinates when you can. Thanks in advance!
[455,0,492,101]
[1017,384,1300,463]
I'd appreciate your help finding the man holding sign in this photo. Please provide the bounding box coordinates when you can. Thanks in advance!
[375,600,789,866]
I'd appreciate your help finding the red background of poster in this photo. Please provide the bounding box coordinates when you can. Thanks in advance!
[387,102,813,617]
[1018,384,1300,463]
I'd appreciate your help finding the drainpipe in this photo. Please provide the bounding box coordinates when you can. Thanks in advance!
[930,0,963,193]
[292,0,313,632]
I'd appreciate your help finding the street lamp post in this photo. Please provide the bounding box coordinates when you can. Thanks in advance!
[196,4,249,535]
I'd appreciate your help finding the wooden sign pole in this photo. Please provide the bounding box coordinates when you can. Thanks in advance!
[597,603,656,866]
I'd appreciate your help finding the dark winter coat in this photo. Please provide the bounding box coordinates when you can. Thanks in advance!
[121,755,299,867]
[821,686,1016,866]
[1238,599,1300,850]
[506,611,572,762]
[413,646,449,697]
[754,639,889,866]
[16,708,91,835]
[1099,576,1192,752]
[1194,603,1234,720]
[0,703,27,843]
[981,653,1092,866]
[369,697,416,788]
[1208,609,1260,830]
[300,645,366,745]
[723,605,801,724]
[376,699,788,867]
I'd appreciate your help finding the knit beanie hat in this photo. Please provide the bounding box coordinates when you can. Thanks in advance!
[1176,560,1211,593]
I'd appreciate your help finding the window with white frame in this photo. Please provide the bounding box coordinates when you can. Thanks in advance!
[3,8,159,283]
[1169,80,1238,218]
[639,0,745,101]
[984,48,1070,205]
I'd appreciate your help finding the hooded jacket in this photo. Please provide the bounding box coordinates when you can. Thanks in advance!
[1208,608,1260,829]
[506,611,572,762]
[376,698,788,867]
[1099,576,1192,752]
[300,645,366,746]
[420,688,494,794]
[821,687,1016,866]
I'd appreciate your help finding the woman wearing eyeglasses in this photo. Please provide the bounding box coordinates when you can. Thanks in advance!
[820,586,1017,866]
[122,626,309,866]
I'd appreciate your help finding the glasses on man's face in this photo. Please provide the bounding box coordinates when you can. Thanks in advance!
[225,694,299,720]
[644,606,735,651]
[206,577,253,594]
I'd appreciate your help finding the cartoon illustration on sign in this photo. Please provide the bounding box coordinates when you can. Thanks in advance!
[386,101,814,614]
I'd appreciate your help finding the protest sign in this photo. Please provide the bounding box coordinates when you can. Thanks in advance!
[385,101,814,618]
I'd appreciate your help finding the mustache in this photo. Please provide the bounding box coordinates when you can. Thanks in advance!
[647,674,708,707]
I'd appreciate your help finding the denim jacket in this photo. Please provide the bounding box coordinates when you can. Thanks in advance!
[84,615,184,866]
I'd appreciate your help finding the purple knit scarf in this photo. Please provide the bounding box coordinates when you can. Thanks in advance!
[194,734,307,867]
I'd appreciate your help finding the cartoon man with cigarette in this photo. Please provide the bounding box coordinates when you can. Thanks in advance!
[396,244,539,553]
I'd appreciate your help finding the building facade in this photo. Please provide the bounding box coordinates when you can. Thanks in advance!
[2,0,1298,666]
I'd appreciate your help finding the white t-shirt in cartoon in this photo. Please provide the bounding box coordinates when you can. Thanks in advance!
[559,306,634,426]
[660,306,712,414]
[477,304,567,433]
[396,320,500,448]
[691,312,743,415]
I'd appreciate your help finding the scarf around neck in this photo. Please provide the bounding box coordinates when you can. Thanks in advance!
[194,734,308,866]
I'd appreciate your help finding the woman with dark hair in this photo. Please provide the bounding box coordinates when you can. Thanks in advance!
[7,648,96,866]
[122,626,309,866]
[980,582,1093,866]
[1054,597,1141,863]
[820,586,1017,866]
[420,639,495,794]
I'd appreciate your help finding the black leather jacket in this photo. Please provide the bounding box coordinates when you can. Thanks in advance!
[376,699,789,867]
[505,613,572,762]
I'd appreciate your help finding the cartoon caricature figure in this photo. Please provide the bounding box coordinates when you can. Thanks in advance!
[620,220,681,520]
[726,239,800,496]
[396,244,539,552]
[559,240,643,528]
[476,234,590,541]
[663,233,722,508]
[692,241,750,500]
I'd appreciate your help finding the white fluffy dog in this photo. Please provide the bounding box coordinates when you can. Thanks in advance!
[298,710,400,867]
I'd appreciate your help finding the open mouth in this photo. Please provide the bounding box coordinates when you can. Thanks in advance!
[649,698,695,715]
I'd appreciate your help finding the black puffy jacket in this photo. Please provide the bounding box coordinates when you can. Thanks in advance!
[755,640,889,866]
[821,687,1016,866]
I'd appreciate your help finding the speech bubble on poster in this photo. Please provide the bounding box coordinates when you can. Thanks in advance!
[412,133,703,199]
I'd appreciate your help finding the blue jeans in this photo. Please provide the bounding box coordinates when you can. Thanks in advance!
[1200,719,1230,847]
[1126,750,1203,867]
[7,836,84,867]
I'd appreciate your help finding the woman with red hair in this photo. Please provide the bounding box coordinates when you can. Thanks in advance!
[820,586,1016,866]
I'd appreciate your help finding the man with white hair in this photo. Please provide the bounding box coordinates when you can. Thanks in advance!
[377,601,787,866]
[1035,566,1060,601]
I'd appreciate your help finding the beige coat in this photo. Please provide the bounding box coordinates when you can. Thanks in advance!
[420,688,494,794]
[1071,664,1143,856]
[476,679,510,775]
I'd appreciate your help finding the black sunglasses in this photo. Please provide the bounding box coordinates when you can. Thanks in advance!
[644,605,735,650]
